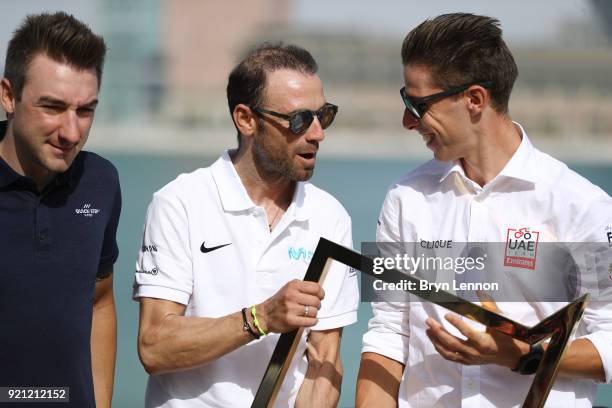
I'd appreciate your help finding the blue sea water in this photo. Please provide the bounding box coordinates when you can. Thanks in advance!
[106,152,612,407]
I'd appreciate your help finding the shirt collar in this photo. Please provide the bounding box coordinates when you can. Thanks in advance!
[496,122,537,183]
[211,151,254,211]
[0,156,21,187]
[288,180,310,222]
[0,121,21,187]
[439,122,536,184]
[211,150,310,220]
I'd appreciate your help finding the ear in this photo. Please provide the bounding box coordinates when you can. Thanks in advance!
[233,103,259,141]
[0,78,16,114]
[465,84,489,116]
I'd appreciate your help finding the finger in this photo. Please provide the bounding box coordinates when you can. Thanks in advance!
[293,280,325,299]
[287,315,319,328]
[426,318,479,357]
[293,293,322,311]
[426,329,471,364]
[476,290,501,313]
[444,313,485,345]
[293,302,319,319]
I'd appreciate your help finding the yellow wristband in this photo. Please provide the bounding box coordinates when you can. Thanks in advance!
[251,305,267,336]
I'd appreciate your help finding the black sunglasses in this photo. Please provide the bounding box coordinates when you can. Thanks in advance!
[400,81,493,120]
[249,103,338,135]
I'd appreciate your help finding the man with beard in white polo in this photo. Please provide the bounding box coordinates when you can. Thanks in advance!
[134,44,359,407]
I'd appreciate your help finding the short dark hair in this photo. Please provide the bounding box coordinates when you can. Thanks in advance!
[226,43,318,143]
[4,11,107,100]
[401,13,518,113]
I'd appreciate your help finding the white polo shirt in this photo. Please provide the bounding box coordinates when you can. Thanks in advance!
[133,151,359,408]
[362,124,612,407]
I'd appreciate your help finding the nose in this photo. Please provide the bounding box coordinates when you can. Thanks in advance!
[58,110,81,145]
[304,116,325,143]
[402,108,420,130]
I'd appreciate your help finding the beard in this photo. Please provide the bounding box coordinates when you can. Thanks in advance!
[252,128,316,182]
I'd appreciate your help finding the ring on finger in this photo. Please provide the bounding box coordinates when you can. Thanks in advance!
[304,305,310,317]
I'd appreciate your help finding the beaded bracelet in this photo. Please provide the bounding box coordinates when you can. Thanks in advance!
[250,305,267,337]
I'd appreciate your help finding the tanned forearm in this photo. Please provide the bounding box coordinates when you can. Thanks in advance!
[138,298,255,374]
[91,274,117,408]
[554,338,605,381]
[139,279,325,375]
[356,352,404,408]
[296,329,343,408]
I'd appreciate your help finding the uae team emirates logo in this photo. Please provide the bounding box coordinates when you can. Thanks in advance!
[504,227,539,270]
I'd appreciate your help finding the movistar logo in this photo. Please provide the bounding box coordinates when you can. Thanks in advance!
[288,246,313,261]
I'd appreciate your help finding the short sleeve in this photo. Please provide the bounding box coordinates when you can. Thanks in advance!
[98,168,121,271]
[311,213,359,331]
[569,193,612,383]
[362,189,411,363]
[133,192,194,305]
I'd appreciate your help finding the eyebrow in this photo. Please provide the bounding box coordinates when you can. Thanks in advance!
[37,96,99,108]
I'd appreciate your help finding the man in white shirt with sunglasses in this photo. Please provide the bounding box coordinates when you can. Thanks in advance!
[357,13,612,408]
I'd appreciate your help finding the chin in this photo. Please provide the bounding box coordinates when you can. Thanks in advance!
[432,149,455,163]
[43,156,75,174]
[292,169,314,182]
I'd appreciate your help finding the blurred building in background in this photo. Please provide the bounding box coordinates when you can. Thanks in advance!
[0,0,610,160]
[97,0,164,122]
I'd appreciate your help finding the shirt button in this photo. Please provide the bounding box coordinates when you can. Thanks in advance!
[467,378,475,389]
[39,231,48,241]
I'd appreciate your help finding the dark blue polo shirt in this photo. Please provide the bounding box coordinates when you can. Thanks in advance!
[0,121,121,407]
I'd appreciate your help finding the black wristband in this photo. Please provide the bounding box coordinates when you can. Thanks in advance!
[242,307,260,339]
[512,343,544,375]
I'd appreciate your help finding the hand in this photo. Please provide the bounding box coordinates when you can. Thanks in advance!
[257,279,325,334]
[425,297,529,369]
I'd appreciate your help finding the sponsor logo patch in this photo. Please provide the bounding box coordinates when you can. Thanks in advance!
[504,227,539,270]
[136,267,159,275]
[606,225,612,247]
[141,245,158,252]
[200,242,231,253]
[75,203,101,218]
[288,246,313,262]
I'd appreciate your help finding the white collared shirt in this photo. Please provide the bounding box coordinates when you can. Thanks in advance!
[362,124,612,407]
[134,151,359,408]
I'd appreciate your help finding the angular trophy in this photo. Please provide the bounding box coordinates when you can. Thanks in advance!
[251,238,588,408]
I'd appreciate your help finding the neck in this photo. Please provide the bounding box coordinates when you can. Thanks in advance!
[460,116,522,187]
[0,122,53,191]
[229,148,294,208]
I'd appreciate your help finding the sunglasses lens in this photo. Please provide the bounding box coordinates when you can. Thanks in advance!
[409,104,422,120]
[318,105,337,129]
[290,111,314,135]
[400,87,422,120]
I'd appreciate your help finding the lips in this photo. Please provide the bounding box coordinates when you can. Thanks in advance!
[298,152,316,160]
[48,142,75,155]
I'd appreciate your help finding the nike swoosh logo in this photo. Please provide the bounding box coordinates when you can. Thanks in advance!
[200,242,232,253]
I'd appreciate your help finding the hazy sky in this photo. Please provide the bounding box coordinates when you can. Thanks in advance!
[0,0,598,66]
[292,0,595,44]
[0,0,96,67]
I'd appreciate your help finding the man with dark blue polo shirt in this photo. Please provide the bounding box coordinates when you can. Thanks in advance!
[0,12,120,408]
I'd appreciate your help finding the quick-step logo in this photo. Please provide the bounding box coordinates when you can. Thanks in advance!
[75,203,101,218]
